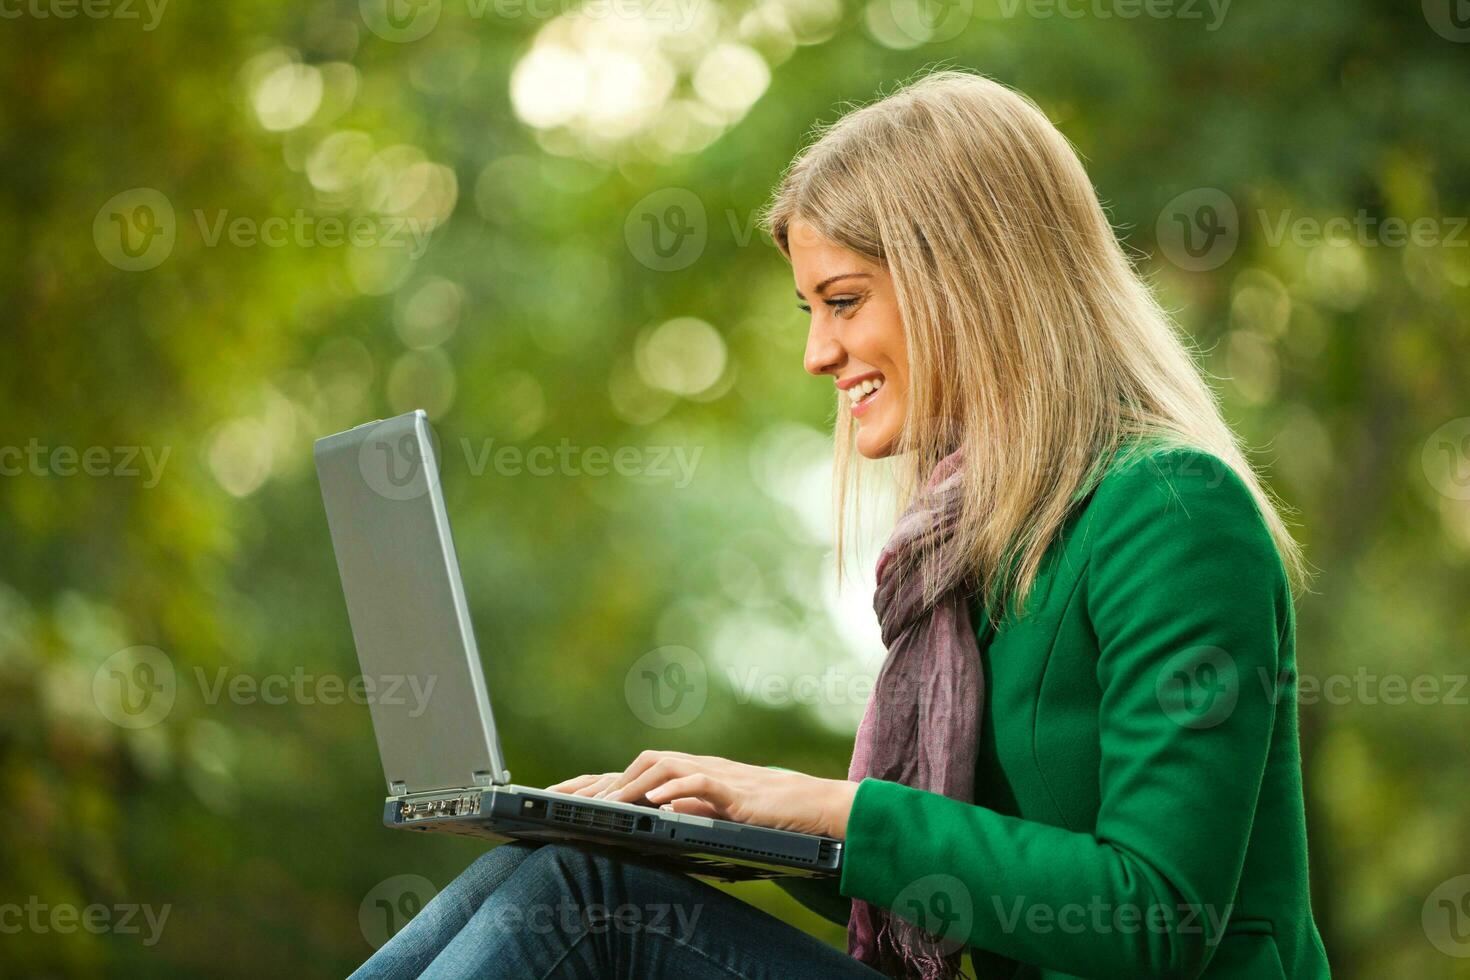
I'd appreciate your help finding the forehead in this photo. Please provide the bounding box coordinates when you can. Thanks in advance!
[787,221,880,285]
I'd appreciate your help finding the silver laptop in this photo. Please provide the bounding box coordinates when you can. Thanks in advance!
[313,410,842,881]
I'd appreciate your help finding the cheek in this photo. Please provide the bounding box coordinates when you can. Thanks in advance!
[872,319,908,392]
[868,302,907,371]
[851,311,904,367]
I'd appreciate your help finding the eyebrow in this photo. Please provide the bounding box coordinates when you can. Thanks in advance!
[795,272,872,300]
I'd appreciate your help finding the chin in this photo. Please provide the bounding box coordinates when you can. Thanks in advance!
[854,422,899,459]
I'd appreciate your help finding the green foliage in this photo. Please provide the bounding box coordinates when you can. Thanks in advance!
[1,1,1467,976]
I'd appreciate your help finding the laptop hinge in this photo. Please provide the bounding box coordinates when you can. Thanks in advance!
[474,770,503,787]
[389,780,408,796]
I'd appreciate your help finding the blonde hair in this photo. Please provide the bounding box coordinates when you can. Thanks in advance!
[762,69,1307,618]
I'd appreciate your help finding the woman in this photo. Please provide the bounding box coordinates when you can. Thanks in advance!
[354,70,1331,979]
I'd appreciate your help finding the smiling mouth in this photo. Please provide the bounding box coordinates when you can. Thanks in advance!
[846,375,884,412]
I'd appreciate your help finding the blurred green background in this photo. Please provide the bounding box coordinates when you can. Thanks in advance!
[2,0,1469,976]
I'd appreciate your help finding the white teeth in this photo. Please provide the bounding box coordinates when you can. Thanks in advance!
[845,377,884,404]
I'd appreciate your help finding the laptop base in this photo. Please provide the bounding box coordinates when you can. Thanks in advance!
[386,785,842,883]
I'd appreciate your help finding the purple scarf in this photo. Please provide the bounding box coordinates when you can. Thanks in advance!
[847,453,984,980]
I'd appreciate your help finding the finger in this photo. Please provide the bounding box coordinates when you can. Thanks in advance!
[547,773,604,794]
[573,774,620,798]
[602,750,687,798]
[604,758,695,804]
[643,773,732,816]
[661,797,720,819]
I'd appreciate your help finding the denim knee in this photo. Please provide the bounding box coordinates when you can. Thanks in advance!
[461,841,540,892]
[518,842,698,907]
[518,842,607,881]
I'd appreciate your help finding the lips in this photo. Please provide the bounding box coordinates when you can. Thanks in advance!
[838,374,884,418]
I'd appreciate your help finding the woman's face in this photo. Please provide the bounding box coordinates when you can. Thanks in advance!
[789,220,909,459]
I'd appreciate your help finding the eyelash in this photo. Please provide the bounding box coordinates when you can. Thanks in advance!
[798,297,859,316]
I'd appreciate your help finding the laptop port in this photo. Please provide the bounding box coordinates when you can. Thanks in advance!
[635,816,653,833]
[401,793,481,822]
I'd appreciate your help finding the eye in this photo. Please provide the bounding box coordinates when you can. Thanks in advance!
[797,295,861,317]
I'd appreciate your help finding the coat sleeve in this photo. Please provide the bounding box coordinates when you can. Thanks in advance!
[836,448,1290,979]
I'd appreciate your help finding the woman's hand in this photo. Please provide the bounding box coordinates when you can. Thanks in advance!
[548,751,859,840]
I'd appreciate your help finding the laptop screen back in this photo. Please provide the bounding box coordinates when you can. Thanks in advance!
[314,410,510,794]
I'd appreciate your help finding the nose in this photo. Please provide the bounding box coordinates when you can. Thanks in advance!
[803,315,843,377]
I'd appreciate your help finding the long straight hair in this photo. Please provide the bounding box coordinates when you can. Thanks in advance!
[762,70,1306,618]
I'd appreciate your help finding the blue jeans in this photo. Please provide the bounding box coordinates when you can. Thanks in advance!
[351,842,884,979]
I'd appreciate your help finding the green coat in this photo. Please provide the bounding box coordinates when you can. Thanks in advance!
[782,445,1331,979]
